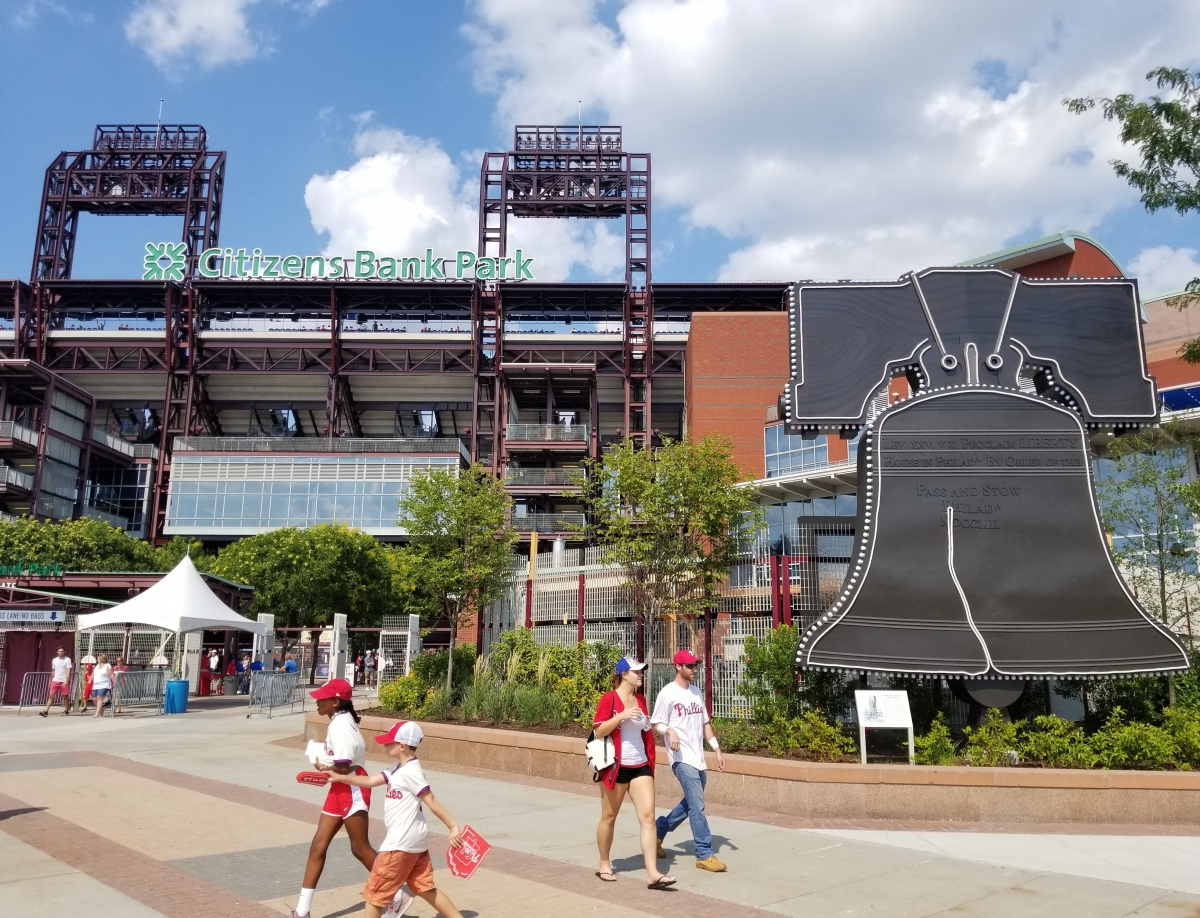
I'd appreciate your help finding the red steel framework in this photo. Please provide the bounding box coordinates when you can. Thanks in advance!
[31,125,225,282]
[8,122,786,544]
[478,125,654,469]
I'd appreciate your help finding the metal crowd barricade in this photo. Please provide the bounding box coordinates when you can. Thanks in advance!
[248,671,305,717]
[17,672,53,714]
[108,670,167,717]
[0,668,6,709]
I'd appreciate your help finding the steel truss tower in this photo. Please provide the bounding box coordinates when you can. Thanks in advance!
[477,126,654,470]
[32,125,225,282]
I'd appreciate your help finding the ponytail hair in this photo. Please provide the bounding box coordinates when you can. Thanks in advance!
[335,698,361,724]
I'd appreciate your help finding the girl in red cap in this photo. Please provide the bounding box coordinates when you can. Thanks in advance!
[291,678,376,918]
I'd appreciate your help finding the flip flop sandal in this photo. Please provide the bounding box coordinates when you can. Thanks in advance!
[647,876,677,890]
[595,871,618,882]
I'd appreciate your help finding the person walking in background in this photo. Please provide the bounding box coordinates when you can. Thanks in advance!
[651,649,727,872]
[285,654,298,674]
[364,651,376,688]
[112,656,130,714]
[291,679,376,918]
[591,656,676,890]
[90,654,114,718]
[77,661,95,714]
[322,721,464,918]
[39,647,72,717]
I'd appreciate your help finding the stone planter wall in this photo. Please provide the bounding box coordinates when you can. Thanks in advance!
[303,714,1200,826]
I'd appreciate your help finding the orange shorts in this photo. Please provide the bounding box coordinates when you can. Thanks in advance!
[363,849,435,906]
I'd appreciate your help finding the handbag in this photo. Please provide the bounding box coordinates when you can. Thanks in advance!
[585,729,616,782]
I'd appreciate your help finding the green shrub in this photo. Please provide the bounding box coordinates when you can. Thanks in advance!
[1017,715,1097,769]
[378,675,427,715]
[963,708,1020,766]
[793,710,856,762]
[1162,706,1200,768]
[410,644,476,700]
[915,713,960,765]
[761,714,797,756]
[1092,707,1180,769]
[741,625,802,721]
[1055,674,1170,730]
[419,687,452,720]
[711,717,762,753]
[461,672,497,722]
[511,684,564,728]
[1175,648,1200,713]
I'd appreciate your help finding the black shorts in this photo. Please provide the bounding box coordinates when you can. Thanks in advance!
[615,763,653,784]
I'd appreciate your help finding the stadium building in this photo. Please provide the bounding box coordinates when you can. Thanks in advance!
[0,123,1194,564]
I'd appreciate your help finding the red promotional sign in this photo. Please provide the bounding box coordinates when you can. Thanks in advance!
[296,771,330,787]
[446,826,490,879]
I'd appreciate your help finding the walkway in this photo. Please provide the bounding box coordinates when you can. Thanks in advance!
[1,705,1198,917]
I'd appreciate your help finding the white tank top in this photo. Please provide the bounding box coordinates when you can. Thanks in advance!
[618,710,649,766]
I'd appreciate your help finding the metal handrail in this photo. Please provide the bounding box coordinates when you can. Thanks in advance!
[93,428,137,457]
[506,424,588,442]
[504,468,583,486]
[0,421,39,448]
[0,466,33,491]
[174,436,469,461]
[515,512,586,533]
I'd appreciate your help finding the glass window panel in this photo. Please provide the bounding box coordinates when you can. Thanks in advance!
[812,497,834,516]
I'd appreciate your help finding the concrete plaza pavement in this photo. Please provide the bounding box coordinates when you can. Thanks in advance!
[1,702,1199,917]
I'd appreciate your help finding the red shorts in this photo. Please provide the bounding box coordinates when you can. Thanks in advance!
[322,767,371,818]
[49,681,68,697]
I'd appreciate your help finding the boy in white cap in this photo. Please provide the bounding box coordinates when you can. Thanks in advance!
[323,721,466,918]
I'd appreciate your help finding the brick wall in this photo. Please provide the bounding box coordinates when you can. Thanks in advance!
[686,312,789,480]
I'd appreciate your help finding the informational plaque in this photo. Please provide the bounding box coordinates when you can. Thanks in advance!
[855,690,914,765]
[784,268,1190,679]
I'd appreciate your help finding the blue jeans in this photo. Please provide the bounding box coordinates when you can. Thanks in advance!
[655,762,712,860]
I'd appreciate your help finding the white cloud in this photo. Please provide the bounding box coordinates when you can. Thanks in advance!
[125,0,261,71]
[304,120,624,282]
[465,0,1200,281]
[1129,246,1200,297]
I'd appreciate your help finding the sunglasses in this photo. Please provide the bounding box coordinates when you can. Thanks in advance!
[679,662,697,669]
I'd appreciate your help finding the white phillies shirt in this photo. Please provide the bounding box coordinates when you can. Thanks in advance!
[50,656,72,684]
[322,710,366,768]
[651,681,711,771]
[379,758,431,853]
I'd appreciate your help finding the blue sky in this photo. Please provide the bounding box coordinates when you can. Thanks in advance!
[1,0,1198,293]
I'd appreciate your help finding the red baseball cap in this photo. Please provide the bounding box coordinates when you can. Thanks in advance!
[309,678,353,701]
[375,721,424,747]
[673,649,700,665]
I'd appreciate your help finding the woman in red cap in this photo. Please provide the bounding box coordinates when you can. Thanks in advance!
[291,678,376,918]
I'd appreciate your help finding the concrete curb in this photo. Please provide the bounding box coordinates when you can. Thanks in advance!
[304,713,1200,826]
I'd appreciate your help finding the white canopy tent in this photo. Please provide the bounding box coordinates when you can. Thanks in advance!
[76,555,264,637]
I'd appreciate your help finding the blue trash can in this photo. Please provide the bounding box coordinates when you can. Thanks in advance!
[164,679,190,714]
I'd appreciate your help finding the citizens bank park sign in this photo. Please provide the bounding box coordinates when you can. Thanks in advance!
[142,242,535,282]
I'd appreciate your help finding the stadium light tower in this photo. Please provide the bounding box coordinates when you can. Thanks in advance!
[31,124,225,282]
[477,126,654,456]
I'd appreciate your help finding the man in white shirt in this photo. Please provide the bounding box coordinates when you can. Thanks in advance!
[650,649,727,872]
[40,647,73,717]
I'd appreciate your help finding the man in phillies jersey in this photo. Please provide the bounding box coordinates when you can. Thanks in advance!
[650,649,727,872]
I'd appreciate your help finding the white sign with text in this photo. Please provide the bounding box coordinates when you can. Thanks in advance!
[854,690,914,765]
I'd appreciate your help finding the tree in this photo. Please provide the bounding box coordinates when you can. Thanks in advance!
[211,524,396,681]
[0,516,209,574]
[1066,68,1200,348]
[579,435,764,691]
[1097,424,1200,705]
[398,464,517,694]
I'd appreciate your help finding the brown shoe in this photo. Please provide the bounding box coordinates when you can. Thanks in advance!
[656,839,666,859]
[696,856,727,872]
